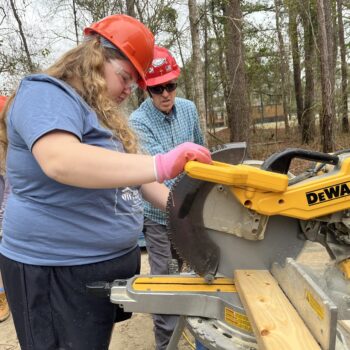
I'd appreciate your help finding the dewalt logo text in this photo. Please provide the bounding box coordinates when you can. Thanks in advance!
[306,182,350,205]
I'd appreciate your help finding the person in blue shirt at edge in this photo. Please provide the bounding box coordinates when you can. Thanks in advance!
[0,15,212,350]
[130,46,209,350]
[0,96,10,323]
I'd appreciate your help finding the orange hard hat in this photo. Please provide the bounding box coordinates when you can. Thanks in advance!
[84,14,154,88]
[142,46,181,89]
[0,96,7,112]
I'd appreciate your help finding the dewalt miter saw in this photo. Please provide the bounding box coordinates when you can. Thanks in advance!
[88,143,350,350]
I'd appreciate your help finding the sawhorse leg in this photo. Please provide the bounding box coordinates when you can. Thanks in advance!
[166,315,186,350]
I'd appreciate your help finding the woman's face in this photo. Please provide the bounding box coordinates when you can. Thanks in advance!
[104,59,139,103]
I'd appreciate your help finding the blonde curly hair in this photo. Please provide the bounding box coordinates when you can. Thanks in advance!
[0,36,138,172]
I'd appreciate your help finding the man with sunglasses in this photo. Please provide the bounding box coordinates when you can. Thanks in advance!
[130,46,207,350]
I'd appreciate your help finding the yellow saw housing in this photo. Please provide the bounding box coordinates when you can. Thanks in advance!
[185,158,350,220]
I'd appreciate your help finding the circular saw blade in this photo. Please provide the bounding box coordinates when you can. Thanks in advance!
[167,144,306,279]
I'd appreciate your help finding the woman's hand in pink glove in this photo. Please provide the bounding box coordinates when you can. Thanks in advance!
[154,142,212,183]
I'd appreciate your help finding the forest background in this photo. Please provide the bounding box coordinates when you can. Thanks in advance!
[0,0,350,164]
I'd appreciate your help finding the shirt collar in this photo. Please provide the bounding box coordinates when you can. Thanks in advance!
[163,106,177,121]
[147,98,178,121]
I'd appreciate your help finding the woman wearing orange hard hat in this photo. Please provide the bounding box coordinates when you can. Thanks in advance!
[0,15,212,350]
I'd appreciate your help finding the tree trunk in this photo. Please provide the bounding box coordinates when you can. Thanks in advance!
[287,1,303,126]
[126,0,145,106]
[274,0,290,132]
[301,0,316,144]
[331,0,338,74]
[203,0,209,132]
[211,2,228,105]
[126,0,135,16]
[224,0,250,143]
[317,0,335,152]
[175,34,192,101]
[72,0,79,45]
[188,0,207,144]
[9,0,35,73]
[337,0,349,132]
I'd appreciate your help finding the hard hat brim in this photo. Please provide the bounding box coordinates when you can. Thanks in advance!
[146,70,180,87]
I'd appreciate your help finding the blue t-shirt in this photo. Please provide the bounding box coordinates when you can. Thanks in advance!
[0,176,10,233]
[0,74,143,266]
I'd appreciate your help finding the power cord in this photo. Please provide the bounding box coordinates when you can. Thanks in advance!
[182,328,196,349]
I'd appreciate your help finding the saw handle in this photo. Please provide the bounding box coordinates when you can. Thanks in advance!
[261,148,339,174]
[185,160,288,192]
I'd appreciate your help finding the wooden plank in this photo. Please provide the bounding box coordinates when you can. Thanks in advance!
[339,320,350,333]
[234,270,321,350]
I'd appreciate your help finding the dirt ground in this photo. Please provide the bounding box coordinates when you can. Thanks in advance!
[0,250,194,350]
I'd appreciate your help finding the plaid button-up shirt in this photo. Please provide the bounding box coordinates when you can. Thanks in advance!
[130,97,204,225]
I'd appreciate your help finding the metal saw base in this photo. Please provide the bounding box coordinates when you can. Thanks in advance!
[99,260,350,350]
[109,274,257,350]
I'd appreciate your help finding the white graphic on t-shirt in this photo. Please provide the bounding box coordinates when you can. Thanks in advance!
[114,187,143,216]
[110,137,143,215]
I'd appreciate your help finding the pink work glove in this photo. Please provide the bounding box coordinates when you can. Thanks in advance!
[154,142,212,183]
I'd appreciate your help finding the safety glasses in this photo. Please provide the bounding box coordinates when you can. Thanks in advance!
[148,83,177,95]
[110,60,138,92]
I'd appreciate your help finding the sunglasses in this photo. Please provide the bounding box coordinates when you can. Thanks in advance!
[148,83,177,95]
